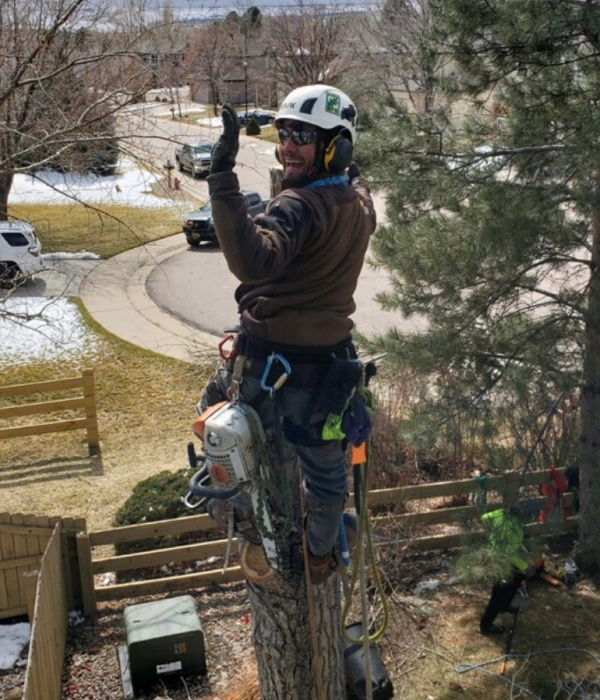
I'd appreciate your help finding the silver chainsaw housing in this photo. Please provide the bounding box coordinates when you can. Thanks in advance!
[203,401,278,569]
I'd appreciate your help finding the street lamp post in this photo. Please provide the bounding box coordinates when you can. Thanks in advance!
[243,60,248,116]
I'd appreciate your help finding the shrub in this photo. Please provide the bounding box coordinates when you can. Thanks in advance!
[245,118,261,136]
[113,469,191,527]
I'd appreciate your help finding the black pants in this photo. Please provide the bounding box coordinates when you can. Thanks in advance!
[480,570,524,629]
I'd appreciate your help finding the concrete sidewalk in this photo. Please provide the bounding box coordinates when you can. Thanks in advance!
[79,234,219,363]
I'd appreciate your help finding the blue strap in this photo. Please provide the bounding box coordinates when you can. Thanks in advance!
[338,516,350,568]
[303,175,350,190]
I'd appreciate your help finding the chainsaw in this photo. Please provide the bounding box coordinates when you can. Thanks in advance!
[183,400,279,570]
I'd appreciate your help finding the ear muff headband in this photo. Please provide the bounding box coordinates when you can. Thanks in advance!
[324,134,353,173]
[274,144,283,164]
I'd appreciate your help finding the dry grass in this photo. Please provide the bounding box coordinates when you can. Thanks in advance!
[8,202,184,259]
[0,302,214,532]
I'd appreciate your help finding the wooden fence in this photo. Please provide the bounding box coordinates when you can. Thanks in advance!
[0,369,100,455]
[77,466,577,615]
[0,514,85,620]
[22,524,69,700]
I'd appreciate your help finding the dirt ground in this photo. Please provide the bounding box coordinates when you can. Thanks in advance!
[2,531,599,700]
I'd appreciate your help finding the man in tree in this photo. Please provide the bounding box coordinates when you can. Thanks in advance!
[196,86,375,697]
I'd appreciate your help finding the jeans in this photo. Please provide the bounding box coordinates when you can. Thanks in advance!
[200,365,348,557]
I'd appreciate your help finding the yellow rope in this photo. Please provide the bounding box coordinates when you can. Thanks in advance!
[341,436,390,645]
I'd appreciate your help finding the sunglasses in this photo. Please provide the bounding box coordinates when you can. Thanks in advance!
[278,125,317,146]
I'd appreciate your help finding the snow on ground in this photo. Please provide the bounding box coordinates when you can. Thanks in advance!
[10,158,175,209]
[0,622,30,670]
[2,159,174,367]
[0,297,98,368]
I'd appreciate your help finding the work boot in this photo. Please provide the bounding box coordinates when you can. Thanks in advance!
[307,550,339,586]
[480,623,505,635]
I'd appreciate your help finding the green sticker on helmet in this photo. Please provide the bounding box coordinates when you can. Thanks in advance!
[325,91,341,115]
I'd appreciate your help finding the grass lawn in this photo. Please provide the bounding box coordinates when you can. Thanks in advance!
[0,301,214,531]
[8,203,184,258]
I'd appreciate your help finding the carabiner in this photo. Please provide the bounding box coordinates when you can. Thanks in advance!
[218,334,236,361]
[260,352,292,396]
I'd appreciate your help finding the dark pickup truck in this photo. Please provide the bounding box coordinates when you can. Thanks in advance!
[183,190,269,247]
[174,142,213,178]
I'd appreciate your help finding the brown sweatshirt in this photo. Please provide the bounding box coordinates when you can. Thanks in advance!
[208,170,376,347]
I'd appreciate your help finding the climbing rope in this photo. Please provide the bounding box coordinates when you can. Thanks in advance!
[341,437,390,646]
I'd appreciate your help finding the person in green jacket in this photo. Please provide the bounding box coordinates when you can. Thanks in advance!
[479,508,536,634]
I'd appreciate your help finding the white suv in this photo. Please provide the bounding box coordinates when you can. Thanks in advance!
[0,221,44,284]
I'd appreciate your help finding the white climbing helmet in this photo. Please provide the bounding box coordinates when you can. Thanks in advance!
[275,85,358,143]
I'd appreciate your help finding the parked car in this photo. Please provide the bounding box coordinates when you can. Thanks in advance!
[174,142,213,178]
[0,221,43,285]
[237,110,276,126]
[183,191,267,247]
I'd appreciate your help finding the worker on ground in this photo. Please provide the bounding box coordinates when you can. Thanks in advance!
[479,507,537,634]
[198,85,376,585]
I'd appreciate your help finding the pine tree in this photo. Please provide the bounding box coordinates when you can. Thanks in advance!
[360,0,600,570]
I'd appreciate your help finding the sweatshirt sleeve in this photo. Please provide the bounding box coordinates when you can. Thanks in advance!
[208,171,313,283]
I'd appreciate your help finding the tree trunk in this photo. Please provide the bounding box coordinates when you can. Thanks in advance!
[245,427,346,699]
[0,172,13,220]
[248,575,346,699]
[579,187,600,571]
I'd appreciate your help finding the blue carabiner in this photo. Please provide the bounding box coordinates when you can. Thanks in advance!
[260,352,292,396]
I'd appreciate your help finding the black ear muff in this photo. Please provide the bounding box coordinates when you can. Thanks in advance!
[323,135,353,173]
[274,145,283,164]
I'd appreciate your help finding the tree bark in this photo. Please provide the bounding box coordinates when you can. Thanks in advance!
[248,574,346,699]
[0,172,13,221]
[244,427,346,699]
[579,183,600,571]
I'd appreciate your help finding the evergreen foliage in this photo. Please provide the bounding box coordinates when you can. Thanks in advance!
[245,118,261,136]
[360,0,600,567]
[113,469,191,527]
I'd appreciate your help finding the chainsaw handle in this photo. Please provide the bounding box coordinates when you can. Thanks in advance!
[187,469,241,500]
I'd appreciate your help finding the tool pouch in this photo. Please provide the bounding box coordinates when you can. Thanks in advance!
[312,358,363,441]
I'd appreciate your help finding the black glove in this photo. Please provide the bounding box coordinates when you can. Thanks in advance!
[210,104,239,174]
[347,161,361,181]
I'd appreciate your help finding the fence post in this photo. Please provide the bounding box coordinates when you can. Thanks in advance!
[81,369,100,456]
[76,533,96,617]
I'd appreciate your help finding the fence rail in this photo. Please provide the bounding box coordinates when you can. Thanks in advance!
[22,524,69,700]
[0,369,100,455]
[77,466,576,614]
